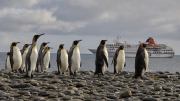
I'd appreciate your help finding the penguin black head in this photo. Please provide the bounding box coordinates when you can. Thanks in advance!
[42,42,50,46]
[73,40,82,45]
[46,47,53,50]
[141,43,146,48]
[24,44,31,48]
[11,42,20,46]
[119,45,124,50]
[7,52,10,55]
[33,33,44,42]
[59,44,64,49]
[100,40,107,45]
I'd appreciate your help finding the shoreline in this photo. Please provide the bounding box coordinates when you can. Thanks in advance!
[0,69,180,101]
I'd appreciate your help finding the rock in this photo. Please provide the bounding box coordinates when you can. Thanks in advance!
[41,75,54,78]
[64,90,75,95]
[39,83,49,87]
[18,91,31,96]
[0,86,12,91]
[106,95,118,99]
[0,97,6,100]
[38,91,49,96]
[3,75,9,78]
[48,94,58,98]
[31,97,45,101]
[76,82,86,87]
[154,86,162,91]
[165,93,173,96]
[47,85,57,89]
[63,95,73,100]
[51,79,63,84]
[9,83,31,88]
[143,97,159,101]
[145,80,155,85]
[158,75,170,78]
[120,90,132,98]
[30,82,39,86]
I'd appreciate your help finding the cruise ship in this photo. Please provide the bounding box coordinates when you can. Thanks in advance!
[88,37,175,58]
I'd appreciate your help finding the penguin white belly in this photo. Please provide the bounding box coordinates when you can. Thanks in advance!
[60,49,68,74]
[13,47,22,71]
[116,50,125,73]
[6,56,11,72]
[144,49,149,71]
[21,49,28,70]
[43,51,50,71]
[102,47,108,73]
[30,46,38,72]
[71,47,81,73]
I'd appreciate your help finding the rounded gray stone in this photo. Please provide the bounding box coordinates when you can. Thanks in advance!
[63,95,73,100]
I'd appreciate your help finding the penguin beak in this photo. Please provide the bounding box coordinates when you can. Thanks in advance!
[50,47,53,49]
[16,42,20,45]
[104,40,107,42]
[62,44,65,46]
[77,40,82,43]
[39,33,44,37]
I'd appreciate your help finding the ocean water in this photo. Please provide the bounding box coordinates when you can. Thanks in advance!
[0,52,180,73]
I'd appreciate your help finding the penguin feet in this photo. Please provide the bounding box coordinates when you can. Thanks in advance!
[24,74,31,78]
[140,75,144,79]
[31,74,34,78]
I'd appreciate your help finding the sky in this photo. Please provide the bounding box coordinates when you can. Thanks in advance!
[0,0,179,54]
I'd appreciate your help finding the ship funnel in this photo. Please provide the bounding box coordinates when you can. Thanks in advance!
[139,40,141,43]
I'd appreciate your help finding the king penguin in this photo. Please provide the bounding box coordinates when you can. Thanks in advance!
[5,52,11,73]
[94,40,108,77]
[133,43,149,79]
[112,45,126,75]
[39,47,52,72]
[36,42,50,72]
[68,40,82,76]
[19,44,31,73]
[57,44,68,74]
[10,42,22,73]
[25,33,44,78]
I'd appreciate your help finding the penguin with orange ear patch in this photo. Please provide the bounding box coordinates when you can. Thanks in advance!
[10,42,22,73]
[19,44,31,73]
[36,42,50,72]
[5,52,11,73]
[133,43,149,79]
[39,47,53,72]
[94,40,108,77]
[25,33,44,78]
[68,40,82,76]
[57,44,68,74]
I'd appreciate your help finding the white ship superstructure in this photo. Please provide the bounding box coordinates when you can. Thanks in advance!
[89,37,175,58]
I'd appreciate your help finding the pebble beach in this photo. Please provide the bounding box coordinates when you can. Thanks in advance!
[0,69,180,101]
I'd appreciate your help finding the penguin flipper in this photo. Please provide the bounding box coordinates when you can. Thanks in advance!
[68,45,76,71]
[39,49,47,70]
[80,61,82,67]
[10,47,14,70]
[49,62,51,68]
[5,59,7,70]
[101,51,108,67]
[58,49,62,68]
[112,49,119,65]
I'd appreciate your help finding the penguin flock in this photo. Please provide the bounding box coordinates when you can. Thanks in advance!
[5,34,149,79]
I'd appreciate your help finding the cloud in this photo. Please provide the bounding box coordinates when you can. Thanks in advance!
[0,0,179,54]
